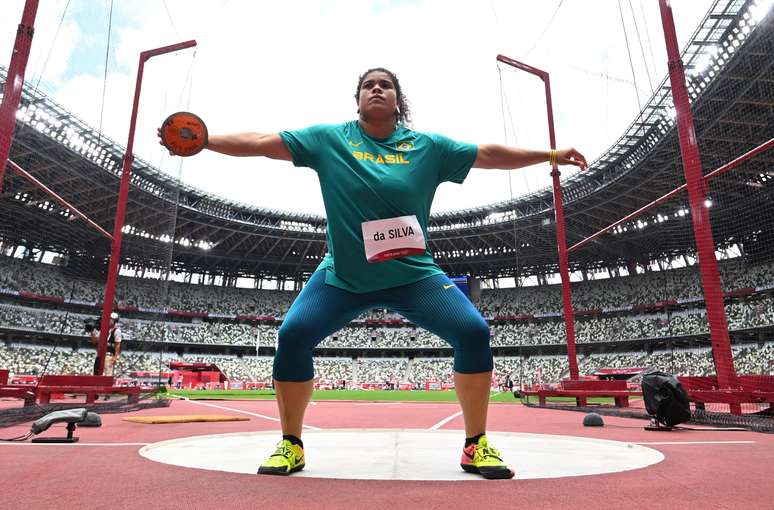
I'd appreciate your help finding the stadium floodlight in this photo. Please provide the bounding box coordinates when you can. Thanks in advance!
[690,49,715,76]
[750,0,774,23]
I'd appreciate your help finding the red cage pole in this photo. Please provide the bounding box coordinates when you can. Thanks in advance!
[95,40,197,375]
[658,0,737,391]
[568,137,774,254]
[496,54,579,380]
[0,0,39,190]
[7,159,113,240]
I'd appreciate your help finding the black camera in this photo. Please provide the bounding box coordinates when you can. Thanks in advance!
[84,318,101,334]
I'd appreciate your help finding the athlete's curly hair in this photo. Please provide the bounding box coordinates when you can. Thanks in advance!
[354,67,412,126]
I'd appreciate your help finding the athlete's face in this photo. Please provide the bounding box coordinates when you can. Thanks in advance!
[358,71,398,121]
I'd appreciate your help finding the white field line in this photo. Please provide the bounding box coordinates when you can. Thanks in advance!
[635,441,756,445]
[353,402,405,406]
[0,442,150,446]
[428,410,463,430]
[176,396,321,430]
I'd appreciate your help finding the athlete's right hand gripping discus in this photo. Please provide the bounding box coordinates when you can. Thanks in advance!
[159,112,208,157]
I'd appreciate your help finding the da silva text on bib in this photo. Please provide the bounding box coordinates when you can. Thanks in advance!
[361,215,426,263]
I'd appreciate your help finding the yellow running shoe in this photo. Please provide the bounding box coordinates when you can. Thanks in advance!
[257,439,305,476]
[460,435,515,479]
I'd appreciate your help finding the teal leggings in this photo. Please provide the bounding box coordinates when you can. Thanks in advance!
[273,270,492,381]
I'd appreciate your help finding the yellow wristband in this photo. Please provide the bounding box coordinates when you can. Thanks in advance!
[549,149,557,167]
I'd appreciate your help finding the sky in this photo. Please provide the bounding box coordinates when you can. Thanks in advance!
[1,0,717,216]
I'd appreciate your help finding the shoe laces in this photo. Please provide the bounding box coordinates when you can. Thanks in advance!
[272,441,297,460]
[475,440,503,462]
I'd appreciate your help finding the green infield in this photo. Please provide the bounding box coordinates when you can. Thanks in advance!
[162,388,632,404]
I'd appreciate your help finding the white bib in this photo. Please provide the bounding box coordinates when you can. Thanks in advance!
[361,215,426,263]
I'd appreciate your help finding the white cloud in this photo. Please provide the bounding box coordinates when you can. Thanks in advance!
[0,1,82,87]
[2,0,715,215]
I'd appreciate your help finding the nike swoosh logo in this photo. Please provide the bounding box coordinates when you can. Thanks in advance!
[348,140,363,147]
[443,284,454,290]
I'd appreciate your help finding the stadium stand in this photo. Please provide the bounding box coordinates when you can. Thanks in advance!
[0,251,772,386]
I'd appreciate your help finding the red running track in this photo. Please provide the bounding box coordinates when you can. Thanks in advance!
[1,398,773,510]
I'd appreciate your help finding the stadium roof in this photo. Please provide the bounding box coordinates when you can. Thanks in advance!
[1,0,772,282]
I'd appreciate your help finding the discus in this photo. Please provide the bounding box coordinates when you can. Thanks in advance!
[160,111,208,157]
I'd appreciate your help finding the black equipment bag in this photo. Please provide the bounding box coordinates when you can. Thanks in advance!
[641,371,691,426]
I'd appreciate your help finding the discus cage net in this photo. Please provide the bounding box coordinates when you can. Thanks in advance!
[0,9,200,423]
[495,0,774,431]
[0,68,179,397]
[1,0,773,430]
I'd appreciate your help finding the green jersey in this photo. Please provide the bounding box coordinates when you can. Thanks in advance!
[279,120,477,293]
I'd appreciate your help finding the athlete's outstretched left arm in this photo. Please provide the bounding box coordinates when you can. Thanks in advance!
[473,145,588,171]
